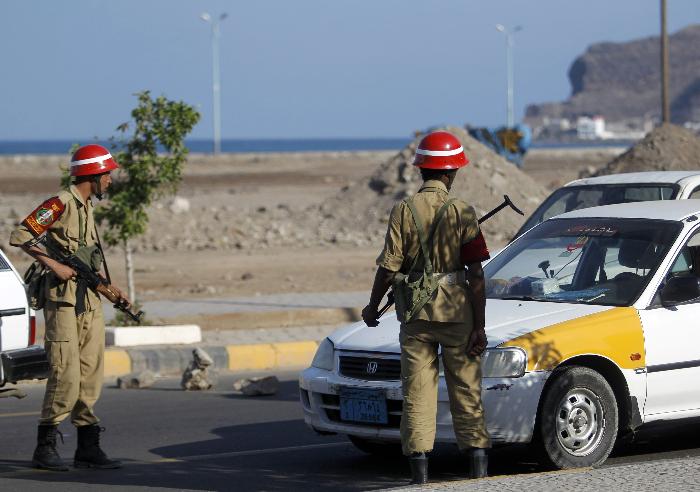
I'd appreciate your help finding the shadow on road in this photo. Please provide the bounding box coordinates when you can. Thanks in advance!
[2,414,700,491]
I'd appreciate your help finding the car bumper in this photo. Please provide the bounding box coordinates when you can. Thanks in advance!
[1,345,49,385]
[299,366,549,444]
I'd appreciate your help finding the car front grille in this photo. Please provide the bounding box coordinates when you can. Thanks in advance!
[338,354,401,381]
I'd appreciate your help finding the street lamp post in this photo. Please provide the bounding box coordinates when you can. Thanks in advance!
[660,0,670,124]
[201,12,228,155]
[496,24,522,128]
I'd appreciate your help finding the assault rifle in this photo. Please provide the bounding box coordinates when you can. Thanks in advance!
[53,246,144,323]
[375,195,524,318]
[26,236,143,323]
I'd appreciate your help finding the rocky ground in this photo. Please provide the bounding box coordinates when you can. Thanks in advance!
[0,141,621,303]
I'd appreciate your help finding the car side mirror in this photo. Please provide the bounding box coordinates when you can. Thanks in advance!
[660,275,700,306]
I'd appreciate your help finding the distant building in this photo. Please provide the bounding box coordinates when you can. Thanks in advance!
[576,116,607,140]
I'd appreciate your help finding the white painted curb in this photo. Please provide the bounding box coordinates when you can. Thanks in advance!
[105,324,202,347]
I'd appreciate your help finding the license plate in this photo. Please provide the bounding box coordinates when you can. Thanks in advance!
[339,387,388,424]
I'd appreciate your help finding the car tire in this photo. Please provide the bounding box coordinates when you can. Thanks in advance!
[347,435,402,456]
[536,366,618,469]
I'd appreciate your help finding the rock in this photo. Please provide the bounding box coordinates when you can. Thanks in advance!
[233,375,280,396]
[117,370,156,389]
[169,197,191,214]
[181,348,216,391]
[526,25,700,124]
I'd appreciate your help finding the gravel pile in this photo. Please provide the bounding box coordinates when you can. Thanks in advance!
[580,124,700,178]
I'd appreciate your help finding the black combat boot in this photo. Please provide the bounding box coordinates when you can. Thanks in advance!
[467,448,488,479]
[74,424,122,469]
[408,452,428,484]
[32,424,69,471]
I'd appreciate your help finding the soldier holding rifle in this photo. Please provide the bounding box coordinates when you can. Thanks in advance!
[10,144,130,471]
[361,131,491,484]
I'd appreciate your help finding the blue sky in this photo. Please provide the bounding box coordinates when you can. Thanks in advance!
[1,1,698,140]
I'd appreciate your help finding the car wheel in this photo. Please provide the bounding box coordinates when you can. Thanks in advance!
[537,366,618,469]
[348,435,402,456]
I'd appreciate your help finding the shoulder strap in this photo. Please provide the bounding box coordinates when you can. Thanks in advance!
[405,197,457,275]
[73,196,87,247]
[406,198,432,275]
[428,198,457,250]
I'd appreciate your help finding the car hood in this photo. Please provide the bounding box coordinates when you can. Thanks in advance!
[328,300,613,353]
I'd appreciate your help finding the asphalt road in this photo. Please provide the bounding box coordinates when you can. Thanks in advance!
[0,372,699,492]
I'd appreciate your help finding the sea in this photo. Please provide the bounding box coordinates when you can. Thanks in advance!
[0,138,631,155]
[0,138,413,155]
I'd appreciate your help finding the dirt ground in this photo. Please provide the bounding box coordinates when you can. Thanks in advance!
[1,147,620,303]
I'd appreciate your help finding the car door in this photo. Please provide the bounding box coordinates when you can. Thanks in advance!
[0,253,30,352]
[638,229,700,416]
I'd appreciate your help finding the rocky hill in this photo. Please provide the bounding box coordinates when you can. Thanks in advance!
[526,25,700,124]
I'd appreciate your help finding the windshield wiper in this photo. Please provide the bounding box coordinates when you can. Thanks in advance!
[498,295,538,301]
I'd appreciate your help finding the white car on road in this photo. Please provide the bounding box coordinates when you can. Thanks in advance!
[0,248,48,392]
[514,170,700,239]
[300,200,700,468]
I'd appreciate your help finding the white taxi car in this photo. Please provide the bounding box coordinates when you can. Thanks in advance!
[300,200,700,469]
[0,248,48,391]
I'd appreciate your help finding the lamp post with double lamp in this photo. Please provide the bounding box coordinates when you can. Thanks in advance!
[495,24,522,128]
[201,12,228,155]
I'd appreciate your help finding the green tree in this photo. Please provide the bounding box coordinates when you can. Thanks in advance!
[95,91,200,312]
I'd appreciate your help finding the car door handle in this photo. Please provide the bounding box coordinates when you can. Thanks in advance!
[0,308,26,317]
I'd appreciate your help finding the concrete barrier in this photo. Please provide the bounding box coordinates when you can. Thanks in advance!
[105,325,201,347]
[104,340,319,377]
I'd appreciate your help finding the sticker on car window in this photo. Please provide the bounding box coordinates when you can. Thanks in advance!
[565,225,618,237]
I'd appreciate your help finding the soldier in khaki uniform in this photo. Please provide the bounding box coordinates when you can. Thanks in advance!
[10,144,128,471]
[362,131,490,484]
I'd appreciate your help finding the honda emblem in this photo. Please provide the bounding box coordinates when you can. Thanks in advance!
[366,361,378,374]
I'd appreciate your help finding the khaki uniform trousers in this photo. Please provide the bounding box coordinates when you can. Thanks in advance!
[41,301,104,427]
[399,320,490,455]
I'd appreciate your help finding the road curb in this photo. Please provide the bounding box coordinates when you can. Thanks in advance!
[103,340,320,377]
[161,307,362,331]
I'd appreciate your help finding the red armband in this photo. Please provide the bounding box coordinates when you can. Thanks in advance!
[21,197,65,237]
[461,231,490,264]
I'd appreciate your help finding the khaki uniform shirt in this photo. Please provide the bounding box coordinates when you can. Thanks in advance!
[376,180,481,323]
[10,185,101,310]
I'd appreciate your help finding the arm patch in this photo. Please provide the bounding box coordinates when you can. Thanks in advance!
[21,196,65,237]
[461,231,490,264]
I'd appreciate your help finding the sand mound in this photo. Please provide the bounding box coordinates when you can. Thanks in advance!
[311,126,549,247]
[580,124,700,178]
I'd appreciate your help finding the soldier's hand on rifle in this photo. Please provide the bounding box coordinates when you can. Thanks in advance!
[52,262,77,282]
[467,327,488,357]
[110,285,131,309]
[361,304,380,327]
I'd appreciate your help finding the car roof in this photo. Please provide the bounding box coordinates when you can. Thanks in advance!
[554,198,700,221]
[565,171,700,187]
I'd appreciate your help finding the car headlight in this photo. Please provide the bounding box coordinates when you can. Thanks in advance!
[311,338,335,371]
[481,348,527,378]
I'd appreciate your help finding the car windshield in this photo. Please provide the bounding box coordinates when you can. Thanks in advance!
[514,184,678,239]
[485,218,682,306]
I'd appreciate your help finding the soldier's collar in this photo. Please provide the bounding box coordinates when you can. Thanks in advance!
[418,180,449,194]
[69,185,88,207]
